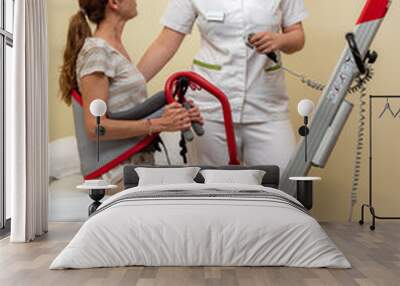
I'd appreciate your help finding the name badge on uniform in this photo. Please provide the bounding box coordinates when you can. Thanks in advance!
[205,11,225,22]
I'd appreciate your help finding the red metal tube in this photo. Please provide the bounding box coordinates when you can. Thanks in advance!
[164,72,240,165]
[356,0,389,24]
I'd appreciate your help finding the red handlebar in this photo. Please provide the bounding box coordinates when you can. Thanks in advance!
[164,72,240,165]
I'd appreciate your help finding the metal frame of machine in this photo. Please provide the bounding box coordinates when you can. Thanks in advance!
[280,0,391,197]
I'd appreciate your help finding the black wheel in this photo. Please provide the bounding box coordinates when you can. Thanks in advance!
[370,225,375,231]
[359,220,364,225]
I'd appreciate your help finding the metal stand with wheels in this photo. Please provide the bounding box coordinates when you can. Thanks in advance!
[77,183,117,216]
[88,189,106,216]
[359,96,400,231]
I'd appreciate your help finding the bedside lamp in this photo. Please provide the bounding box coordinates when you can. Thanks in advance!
[90,99,107,162]
[78,99,117,216]
[289,99,319,210]
[297,99,315,162]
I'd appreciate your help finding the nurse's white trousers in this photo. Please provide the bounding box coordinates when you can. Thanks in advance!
[189,119,296,173]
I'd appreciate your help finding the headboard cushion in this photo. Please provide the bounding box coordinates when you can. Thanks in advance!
[123,165,280,190]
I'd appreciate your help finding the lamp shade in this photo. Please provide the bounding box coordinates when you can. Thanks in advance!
[297,99,315,117]
[90,99,107,117]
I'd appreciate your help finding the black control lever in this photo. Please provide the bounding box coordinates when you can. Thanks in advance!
[246,33,279,64]
[345,32,366,74]
[366,50,378,64]
[266,51,279,64]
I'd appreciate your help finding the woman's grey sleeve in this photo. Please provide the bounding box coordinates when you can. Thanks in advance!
[107,91,166,120]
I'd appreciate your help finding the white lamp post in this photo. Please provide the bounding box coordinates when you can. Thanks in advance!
[297,99,315,162]
[89,99,107,162]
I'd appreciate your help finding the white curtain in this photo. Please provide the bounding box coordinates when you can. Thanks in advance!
[8,0,49,242]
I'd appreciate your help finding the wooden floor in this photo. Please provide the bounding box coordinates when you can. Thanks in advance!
[0,222,399,286]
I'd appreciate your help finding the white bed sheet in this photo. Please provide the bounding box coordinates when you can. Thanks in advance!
[50,183,351,269]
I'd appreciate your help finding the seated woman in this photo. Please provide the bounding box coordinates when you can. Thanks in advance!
[59,0,203,189]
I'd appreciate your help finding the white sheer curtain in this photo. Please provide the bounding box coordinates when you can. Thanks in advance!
[8,0,49,242]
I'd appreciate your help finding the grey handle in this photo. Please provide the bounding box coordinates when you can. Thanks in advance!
[182,102,205,137]
[182,100,195,141]
[192,122,205,136]
[182,129,194,142]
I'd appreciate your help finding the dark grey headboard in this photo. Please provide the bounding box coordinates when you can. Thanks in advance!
[123,165,280,190]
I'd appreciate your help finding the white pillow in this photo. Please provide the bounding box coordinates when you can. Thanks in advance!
[49,136,81,179]
[136,167,201,186]
[200,169,266,185]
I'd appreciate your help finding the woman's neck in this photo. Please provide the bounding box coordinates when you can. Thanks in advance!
[94,16,126,46]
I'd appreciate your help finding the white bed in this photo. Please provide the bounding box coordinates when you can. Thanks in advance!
[50,183,351,269]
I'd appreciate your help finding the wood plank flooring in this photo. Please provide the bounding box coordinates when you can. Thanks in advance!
[0,222,399,286]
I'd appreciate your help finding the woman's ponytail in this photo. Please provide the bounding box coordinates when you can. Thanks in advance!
[59,10,92,105]
[59,1,108,105]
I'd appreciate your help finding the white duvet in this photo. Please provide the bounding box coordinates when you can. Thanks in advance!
[50,183,351,269]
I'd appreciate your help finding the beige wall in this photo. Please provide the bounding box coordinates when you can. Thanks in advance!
[48,0,200,140]
[48,0,400,222]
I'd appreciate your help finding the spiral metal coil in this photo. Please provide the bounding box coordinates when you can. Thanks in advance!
[284,65,374,222]
[347,68,374,222]
[348,66,374,94]
[290,65,374,95]
[348,78,368,221]
[300,76,326,92]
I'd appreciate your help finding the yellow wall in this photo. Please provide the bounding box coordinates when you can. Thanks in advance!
[48,0,400,222]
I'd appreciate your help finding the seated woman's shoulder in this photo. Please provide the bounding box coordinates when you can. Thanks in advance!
[79,37,112,57]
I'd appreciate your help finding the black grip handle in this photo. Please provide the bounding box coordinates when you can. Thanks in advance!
[345,32,366,74]
[246,33,279,64]
[266,52,278,64]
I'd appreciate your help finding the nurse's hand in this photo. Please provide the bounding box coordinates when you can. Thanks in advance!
[250,24,305,55]
[187,100,204,125]
[249,32,283,54]
[158,102,191,132]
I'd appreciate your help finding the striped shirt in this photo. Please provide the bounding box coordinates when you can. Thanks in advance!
[76,37,148,113]
[75,37,154,185]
